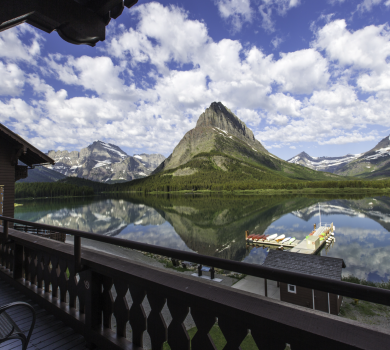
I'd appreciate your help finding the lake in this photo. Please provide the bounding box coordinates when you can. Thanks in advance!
[14,193,390,283]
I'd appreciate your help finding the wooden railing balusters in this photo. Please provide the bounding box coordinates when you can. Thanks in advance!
[77,270,87,314]
[2,216,390,350]
[128,284,147,347]
[101,276,114,329]
[74,236,82,272]
[29,250,37,287]
[218,317,248,350]
[58,258,68,303]
[36,252,44,289]
[191,307,217,350]
[113,279,130,338]
[167,298,190,350]
[147,292,168,350]
[13,243,23,280]
[43,253,51,293]
[50,255,60,298]
[67,261,78,309]
[251,327,287,350]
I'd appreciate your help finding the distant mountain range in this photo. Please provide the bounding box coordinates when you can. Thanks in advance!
[17,165,67,183]
[18,141,165,183]
[129,102,340,191]
[288,135,390,178]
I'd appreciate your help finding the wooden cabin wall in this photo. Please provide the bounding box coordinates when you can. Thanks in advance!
[280,283,313,309]
[0,137,15,222]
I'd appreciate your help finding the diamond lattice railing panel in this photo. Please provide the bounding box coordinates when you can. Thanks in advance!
[191,307,217,350]
[102,277,114,329]
[43,254,51,293]
[29,250,38,286]
[76,270,88,314]
[113,279,130,337]
[50,255,60,298]
[147,292,167,350]
[67,263,78,308]
[251,326,287,350]
[167,298,190,350]
[239,331,259,350]
[36,252,44,289]
[58,258,69,303]
[128,283,146,347]
[218,316,248,350]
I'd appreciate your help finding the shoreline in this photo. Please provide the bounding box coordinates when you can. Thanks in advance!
[15,187,390,200]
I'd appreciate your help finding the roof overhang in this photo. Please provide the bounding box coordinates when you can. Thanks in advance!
[0,123,54,167]
[0,0,138,46]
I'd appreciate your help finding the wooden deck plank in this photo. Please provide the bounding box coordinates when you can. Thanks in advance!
[39,332,85,350]
[0,278,87,350]
[31,328,78,349]
[54,336,87,350]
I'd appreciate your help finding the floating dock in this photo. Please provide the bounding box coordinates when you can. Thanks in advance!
[246,223,335,255]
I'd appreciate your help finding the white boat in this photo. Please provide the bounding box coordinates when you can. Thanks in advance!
[288,237,296,244]
[275,234,285,242]
[281,237,291,244]
[266,233,278,241]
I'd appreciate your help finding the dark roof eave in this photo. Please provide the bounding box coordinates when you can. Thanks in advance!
[0,124,54,165]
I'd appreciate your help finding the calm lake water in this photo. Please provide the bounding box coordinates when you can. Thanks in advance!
[14,193,390,283]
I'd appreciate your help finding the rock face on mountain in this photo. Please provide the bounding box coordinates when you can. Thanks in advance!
[288,135,390,178]
[151,102,338,182]
[154,102,271,173]
[46,141,165,182]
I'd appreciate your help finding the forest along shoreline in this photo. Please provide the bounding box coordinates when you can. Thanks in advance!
[14,179,390,200]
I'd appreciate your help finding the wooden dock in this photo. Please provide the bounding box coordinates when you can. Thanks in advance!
[246,224,335,255]
[0,278,87,350]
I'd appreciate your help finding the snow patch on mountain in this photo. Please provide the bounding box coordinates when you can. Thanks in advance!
[93,160,112,169]
[98,141,127,158]
[364,147,390,160]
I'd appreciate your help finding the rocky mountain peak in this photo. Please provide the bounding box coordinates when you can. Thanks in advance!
[368,134,390,153]
[196,102,256,144]
[45,141,165,182]
[297,151,311,158]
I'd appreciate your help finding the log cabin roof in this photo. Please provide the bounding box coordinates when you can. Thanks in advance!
[263,250,346,281]
[0,123,54,167]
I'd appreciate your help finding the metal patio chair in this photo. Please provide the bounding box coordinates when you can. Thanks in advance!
[0,302,36,350]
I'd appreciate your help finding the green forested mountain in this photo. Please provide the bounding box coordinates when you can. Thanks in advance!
[117,102,342,191]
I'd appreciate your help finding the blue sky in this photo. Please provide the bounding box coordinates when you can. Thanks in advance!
[1,0,390,160]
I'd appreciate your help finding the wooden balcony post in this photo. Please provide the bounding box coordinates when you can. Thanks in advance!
[74,236,82,272]
[13,243,23,280]
[1,220,8,267]
[2,219,8,242]
[84,270,102,349]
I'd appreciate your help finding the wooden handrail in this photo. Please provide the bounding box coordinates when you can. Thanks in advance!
[1,215,390,306]
[1,221,390,349]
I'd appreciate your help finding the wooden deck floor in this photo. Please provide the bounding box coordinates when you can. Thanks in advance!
[0,279,87,350]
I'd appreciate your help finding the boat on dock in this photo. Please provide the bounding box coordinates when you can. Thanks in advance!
[245,204,336,254]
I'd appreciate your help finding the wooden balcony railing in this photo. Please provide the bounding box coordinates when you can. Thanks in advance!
[1,215,390,349]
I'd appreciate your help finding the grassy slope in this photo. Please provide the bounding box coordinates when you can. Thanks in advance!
[213,133,341,181]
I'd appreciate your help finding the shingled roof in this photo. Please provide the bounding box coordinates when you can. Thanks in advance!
[263,250,346,281]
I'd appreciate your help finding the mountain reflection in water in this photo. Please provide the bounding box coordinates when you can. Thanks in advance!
[15,194,390,282]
